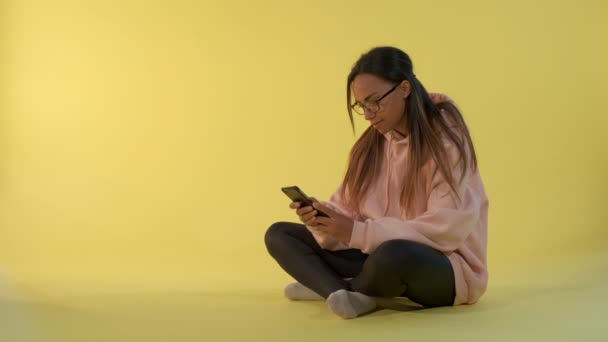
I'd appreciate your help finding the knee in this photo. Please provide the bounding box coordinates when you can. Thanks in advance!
[375,239,418,256]
[370,240,423,270]
[264,221,292,255]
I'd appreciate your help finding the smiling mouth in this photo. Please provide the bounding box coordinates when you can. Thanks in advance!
[372,120,383,126]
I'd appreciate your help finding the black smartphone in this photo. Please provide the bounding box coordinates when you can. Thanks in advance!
[281,185,329,217]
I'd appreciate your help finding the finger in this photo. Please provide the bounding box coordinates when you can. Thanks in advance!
[296,206,314,216]
[301,210,318,222]
[307,220,327,229]
[314,216,331,226]
[433,93,452,104]
[304,215,317,226]
[290,201,301,209]
[312,201,334,217]
[307,221,326,228]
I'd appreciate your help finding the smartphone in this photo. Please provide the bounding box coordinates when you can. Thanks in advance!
[281,185,329,217]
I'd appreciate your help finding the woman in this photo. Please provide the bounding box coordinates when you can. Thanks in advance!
[265,46,489,319]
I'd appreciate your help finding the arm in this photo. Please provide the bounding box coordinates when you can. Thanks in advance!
[306,183,357,251]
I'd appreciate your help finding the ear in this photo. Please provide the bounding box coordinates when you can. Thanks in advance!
[400,80,411,98]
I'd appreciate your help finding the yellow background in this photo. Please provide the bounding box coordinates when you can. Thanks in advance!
[1,0,607,341]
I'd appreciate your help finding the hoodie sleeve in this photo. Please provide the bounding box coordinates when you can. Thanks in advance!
[349,140,481,254]
[306,183,358,251]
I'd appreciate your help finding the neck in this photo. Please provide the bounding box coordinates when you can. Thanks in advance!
[393,120,409,140]
[394,112,409,139]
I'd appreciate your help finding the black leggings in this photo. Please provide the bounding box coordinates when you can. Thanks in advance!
[264,221,456,307]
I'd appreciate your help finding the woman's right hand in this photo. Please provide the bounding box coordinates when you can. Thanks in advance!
[429,92,454,104]
[289,198,320,227]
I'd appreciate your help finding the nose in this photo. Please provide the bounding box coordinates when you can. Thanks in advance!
[364,108,376,120]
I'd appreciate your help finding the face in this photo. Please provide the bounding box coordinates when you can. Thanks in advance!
[351,73,411,135]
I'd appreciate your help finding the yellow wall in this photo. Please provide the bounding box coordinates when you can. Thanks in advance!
[1,0,606,297]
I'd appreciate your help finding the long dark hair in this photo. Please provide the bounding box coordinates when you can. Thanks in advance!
[341,46,477,218]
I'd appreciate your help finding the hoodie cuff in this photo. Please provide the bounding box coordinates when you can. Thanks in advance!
[349,220,367,250]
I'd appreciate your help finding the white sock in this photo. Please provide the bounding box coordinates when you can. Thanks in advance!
[326,289,377,319]
[284,282,324,301]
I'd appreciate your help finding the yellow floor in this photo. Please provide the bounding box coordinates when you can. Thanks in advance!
[1,252,607,342]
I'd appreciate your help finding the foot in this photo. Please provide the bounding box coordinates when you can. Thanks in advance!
[326,289,377,319]
[284,282,324,301]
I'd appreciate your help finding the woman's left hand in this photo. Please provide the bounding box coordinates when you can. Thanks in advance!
[309,201,355,244]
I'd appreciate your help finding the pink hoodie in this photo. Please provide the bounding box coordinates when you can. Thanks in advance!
[306,122,489,306]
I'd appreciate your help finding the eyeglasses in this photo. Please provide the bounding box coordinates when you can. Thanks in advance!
[351,82,401,116]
